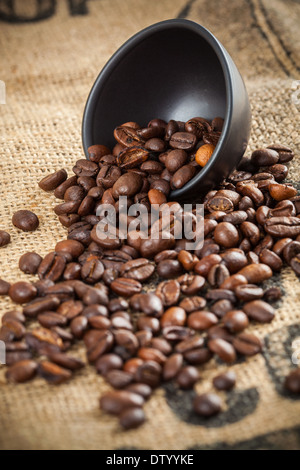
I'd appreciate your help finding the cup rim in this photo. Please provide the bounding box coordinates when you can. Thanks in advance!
[82,19,234,197]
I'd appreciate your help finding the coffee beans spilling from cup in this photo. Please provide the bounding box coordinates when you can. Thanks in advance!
[1,116,300,430]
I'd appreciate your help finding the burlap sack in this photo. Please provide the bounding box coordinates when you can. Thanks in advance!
[0,0,299,450]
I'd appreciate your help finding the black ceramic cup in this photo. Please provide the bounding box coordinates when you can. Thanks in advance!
[82,19,251,202]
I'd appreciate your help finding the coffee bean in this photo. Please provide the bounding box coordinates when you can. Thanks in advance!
[39,169,68,191]
[283,241,300,264]
[12,210,39,232]
[233,332,262,356]
[237,263,272,283]
[9,282,37,304]
[0,279,11,295]
[213,371,236,391]
[176,366,199,389]
[110,277,142,297]
[100,390,144,415]
[38,312,67,328]
[106,370,134,389]
[208,338,236,363]
[251,148,279,166]
[38,252,66,282]
[156,279,180,307]
[169,132,196,151]
[214,222,239,248]
[223,310,249,333]
[38,361,72,384]
[267,164,288,182]
[47,352,84,371]
[119,407,146,429]
[6,360,38,383]
[243,300,275,323]
[157,260,183,279]
[291,254,300,276]
[193,393,222,416]
[284,369,300,394]
[267,144,294,163]
[195,144,215,167]
[179,296,206,313]
[259,248,282,271]
[119,258,154,282]
[187,311,218,330]
[0,230,11,247]
[134,361,161,388]
[235,284,264,301]
[19,252,42,274]
[161,307,186,327]
[171,164,196,189]
[130,293,163,317]
[269,183,297,201]
[125,383,152,400]
[23,296,60,318]
[95,354,123,375]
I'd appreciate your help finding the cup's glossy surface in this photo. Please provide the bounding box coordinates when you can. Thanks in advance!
[82,19,251,202]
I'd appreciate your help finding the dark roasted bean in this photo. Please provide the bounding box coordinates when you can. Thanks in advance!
[193,393,222,416]
[213,371,236,391]
[12,210,39,232]
[0,230,11,247]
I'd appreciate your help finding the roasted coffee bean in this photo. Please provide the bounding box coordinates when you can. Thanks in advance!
[184,348,212,365]
[47,352,84,371]
[175,336,204,353]
[213,371,236,391]
[176,366,199,389]
[134,360,162,388]
[263,287,282,302]
[236,180,264,206]
[19,252,42,274]
[155,280,180,307]
[251,148,279,166]
[211,299,234,318]
[87,330,114,363]
[119,407,146,430]
[125,383,152,400]
[39,169,68,191]
[130,293,163,317]
[12,210,39,232]
[237,263,272,283]
[38,361,72,384]
[5,360,38,383]
[207,196,233,213]
[161,307,186,327]
[105,369,133,389]
[2,310,25,324]
[214,222,240,249]
[165,149,187,173]
[267,164,288,182]
[157,260,183,279]
[235,284,264,301]
[38,252,66,282]
[55,240,84,259]
[290,254,300,276]
[223,310,249,333]
[70,316,88,339]
[223,210,247,225]
[193,393,222,417]
[95,354,123,375]
[1,319,25,339]
[269,183,297,201]
[0,279,11,295]
[22,295,60,318]
[171,164,196,189]
[0,230,11,247]
[119,258,154,282]
[87,144,111,162]
[284,369,300,394]
[233,332,262,356]
[179,296,206,313]
[8,281,37,304]
[194,254,222,277]
[110,277,142,297]
[169,132,196,151]
[206,289,236,303]
[80,258,104,284]
[208,338,236,363]
[259,248,282,271]
[188,311,218,330]
[38,312,67,328]
[100,390,144,415]
[112,172,142,199]
[57,299,83,319]
[117,146,149,169]
[243,300,275,323]
[138,347,166,365]
[207,263,230,287]
[283,241,300,264]
[267,144,294,163]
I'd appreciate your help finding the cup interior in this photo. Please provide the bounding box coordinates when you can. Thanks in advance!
[82,22,227,151]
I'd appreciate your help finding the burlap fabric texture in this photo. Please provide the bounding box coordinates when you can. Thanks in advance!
[0,0,300,450]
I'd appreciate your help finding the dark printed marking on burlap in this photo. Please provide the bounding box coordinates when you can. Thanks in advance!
[176,0,196,19]
[163,382,259,427]
[0,0,89,22]
[189,424,300,450]
[263,323,300,400]
[246,0,300,77]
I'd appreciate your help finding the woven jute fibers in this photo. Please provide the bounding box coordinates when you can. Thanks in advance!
[0,0,300,450]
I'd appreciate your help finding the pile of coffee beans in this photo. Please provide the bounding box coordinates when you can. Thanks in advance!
[1,116,300,430]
